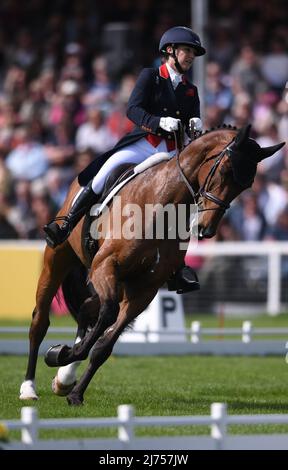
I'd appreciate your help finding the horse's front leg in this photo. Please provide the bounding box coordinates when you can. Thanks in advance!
[19,243,77,400]
[44,293,116,366]
[52,327,85,396]
[51,295,100,396]
[67,285,158,406]
[45,255,119,363]
[66,298,120,405]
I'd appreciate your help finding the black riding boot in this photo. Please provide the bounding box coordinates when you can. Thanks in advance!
[44,181,98,248]
[167,265,200,294]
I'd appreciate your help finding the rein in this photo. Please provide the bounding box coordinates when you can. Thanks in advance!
[174,129,234,213]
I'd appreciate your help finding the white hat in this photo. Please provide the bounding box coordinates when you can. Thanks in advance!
[60,80,79,95]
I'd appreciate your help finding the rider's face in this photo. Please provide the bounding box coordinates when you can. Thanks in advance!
[167,44,196,72]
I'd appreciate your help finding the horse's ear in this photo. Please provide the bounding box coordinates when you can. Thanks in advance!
[233,124,251,148]
[257,142,286,161]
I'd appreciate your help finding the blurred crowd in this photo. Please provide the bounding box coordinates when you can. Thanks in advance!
[0,0,287,242]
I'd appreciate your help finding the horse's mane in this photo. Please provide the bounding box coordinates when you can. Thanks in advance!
[199,123,238,138]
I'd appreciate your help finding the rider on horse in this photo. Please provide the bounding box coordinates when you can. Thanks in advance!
[44,26,206,293]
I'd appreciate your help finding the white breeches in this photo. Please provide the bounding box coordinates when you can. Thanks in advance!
[91,138,175,194]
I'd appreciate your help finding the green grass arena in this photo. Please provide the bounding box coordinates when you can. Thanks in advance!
[1,314,288,441]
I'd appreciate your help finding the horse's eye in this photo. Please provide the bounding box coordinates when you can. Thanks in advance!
[219,165,233,177]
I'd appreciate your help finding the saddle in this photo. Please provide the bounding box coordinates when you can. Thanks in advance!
[82,163,135,264]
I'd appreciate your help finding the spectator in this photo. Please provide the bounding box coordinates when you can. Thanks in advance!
[75,106,117,153]
[5,126,49,181]
[0,0,287,244]
[260,38,288,94]
[230,45,267,98]
[267,205,288,241]
[205,62,233,121]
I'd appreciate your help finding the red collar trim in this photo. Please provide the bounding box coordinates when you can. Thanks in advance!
[159,63,169,79]
[159,63,188,85]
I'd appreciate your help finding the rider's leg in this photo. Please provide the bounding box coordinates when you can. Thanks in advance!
[44,180,98,248]
[44,139,160,248]
[91,138,163,193]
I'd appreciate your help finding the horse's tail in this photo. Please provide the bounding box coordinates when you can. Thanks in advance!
[61,264,90,322]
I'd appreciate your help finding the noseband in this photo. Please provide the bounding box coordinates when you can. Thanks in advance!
[176,142,234,213]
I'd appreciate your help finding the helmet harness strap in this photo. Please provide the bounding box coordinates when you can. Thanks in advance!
[170,44,185,74]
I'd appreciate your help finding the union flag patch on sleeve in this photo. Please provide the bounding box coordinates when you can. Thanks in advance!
[186,89,195,96]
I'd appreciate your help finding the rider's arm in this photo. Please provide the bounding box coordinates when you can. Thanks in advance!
[126,68,161,134]
[127,67,201,136]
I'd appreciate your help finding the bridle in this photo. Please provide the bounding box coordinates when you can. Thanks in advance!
[175,138,234,214]
[197,146,232,212]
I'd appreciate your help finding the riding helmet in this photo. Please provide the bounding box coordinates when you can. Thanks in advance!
[159,26,206,56]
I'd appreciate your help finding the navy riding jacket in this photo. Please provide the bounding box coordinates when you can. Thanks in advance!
[78,63,200,186]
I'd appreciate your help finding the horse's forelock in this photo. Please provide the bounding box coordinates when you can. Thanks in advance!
[239,137,262,155]
[191,127,257,187]
[228,138,259,187]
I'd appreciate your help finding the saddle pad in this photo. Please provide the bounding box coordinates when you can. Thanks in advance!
[90,152,171,217]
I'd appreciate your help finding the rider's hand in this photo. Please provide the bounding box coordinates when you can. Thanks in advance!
[159,117,181,132]
[189,117,203,132]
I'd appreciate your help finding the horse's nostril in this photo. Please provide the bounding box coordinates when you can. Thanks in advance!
[198,224,216,239]
[198,226,204,239]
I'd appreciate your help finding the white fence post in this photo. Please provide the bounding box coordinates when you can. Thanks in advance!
[211,403,227,450]
[191,321,201,343]
[285,341,288,364]
[267,252,281,316]
[144,325,149,343]
[118,405,135,448]
[21,407,38,445]
[242,321,253,343]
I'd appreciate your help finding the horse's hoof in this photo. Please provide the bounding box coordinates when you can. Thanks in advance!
[66,393,84,406]
[45,344,71,367]
[19,380,39,400]
[52,375,76,396]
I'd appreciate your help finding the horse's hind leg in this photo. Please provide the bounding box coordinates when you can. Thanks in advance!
[67,286,158,405]
[20,243,78,400]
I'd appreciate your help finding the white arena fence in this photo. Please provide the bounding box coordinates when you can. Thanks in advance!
[1,240,288,315]
[2,403,288,450]
[1,321,288,356]
[186,241,288,316]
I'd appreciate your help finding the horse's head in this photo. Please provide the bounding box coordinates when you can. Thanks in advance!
[196,125,285,239]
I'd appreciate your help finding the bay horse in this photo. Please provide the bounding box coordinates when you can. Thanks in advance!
[19,124,284,405]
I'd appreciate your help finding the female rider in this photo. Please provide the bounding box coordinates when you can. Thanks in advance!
[44,26,206,293]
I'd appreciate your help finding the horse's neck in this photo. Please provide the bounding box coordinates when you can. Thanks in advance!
[181,141,206,177]
[179,132,233,185]
[170,139,207,201]
[138,131,233,205]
